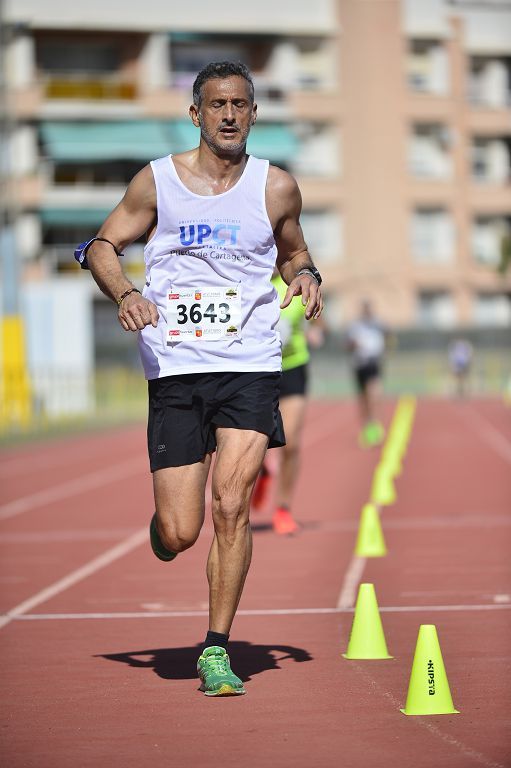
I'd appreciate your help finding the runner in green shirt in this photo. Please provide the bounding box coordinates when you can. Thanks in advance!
[252,274,324,533]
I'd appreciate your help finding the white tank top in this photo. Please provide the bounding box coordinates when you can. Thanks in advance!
[138,155,281,379]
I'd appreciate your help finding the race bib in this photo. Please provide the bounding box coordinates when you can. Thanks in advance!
[167,286,242,343]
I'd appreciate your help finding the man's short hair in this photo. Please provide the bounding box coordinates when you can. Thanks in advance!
[192,61,254,107]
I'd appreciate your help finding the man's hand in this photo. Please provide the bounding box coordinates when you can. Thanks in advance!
[118,292,159,331]
[280,273,323,320]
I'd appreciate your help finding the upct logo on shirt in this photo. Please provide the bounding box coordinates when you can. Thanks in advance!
[179,223,240,246]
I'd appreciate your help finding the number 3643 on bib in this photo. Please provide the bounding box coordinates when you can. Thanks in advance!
[167,286,242,342]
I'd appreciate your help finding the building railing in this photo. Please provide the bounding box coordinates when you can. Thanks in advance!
[44,77,138,101]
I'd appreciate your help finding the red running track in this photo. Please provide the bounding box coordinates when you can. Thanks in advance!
[0,398,510,768]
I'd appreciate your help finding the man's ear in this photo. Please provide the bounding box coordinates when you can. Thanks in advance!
[251,103,258,125]
[189,105,200,127]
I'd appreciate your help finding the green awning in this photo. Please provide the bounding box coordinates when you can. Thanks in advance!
[40,208,112,226]
[41,120,298,164]
[40,121,174,162]
[170,119,201,153]
[247,124,298,162]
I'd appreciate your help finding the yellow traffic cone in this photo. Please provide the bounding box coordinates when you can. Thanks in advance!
[401,625,459,715]
[354,503,387,557]
[371,465,396,506]
[342,583,393,659]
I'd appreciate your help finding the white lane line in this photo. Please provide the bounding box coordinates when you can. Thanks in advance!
[0,406,337,523]
[0,406,345,629]
[336,554,367,609]
[0,528,139,543]
[335,557,364,612]
[350,663,506,768]
[0,458,146,521]
[462,405,511,465]
[6,603,511,621]
[0,528,147,629]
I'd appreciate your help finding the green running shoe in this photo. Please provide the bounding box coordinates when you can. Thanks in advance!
[149,513,177,562]
[197,646,246,697]
[360,421,385,447]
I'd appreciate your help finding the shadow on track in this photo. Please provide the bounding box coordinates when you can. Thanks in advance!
[97,640,313,682]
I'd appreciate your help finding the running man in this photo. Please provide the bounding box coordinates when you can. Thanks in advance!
[75,61,323,696]
[252,272,324,534]
[346,299,388,447]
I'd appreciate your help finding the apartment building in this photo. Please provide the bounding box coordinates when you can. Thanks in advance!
[2,0,511,338]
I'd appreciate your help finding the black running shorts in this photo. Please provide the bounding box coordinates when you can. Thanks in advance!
[147,371,285,471]
[280,363,308,399]
[354,359,382,393]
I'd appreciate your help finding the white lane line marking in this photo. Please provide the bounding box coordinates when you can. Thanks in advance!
[5,603,511,621]
[350,662,506,768]
[0,406,343,628]
[462,405,511,465]
[0,528,139,543]
[0,449,89,479]
[0,528,147,629]
[0,458,146,521]
[0,406,338,523]
[336,554,367,609]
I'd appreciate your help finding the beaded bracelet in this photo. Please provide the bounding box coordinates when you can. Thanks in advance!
[116,287,141,307]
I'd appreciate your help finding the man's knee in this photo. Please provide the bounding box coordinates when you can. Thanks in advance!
[212,492,249,533]
[157,518,199,553]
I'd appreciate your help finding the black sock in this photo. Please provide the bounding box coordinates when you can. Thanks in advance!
[203,630,229,652]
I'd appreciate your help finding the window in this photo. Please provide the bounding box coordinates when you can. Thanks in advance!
[471,216,511,267]
[407,39,448,94]
[468,56,511,108]
[37,40,121,75]
[471,138,510,183]
[411,208,455,263]
[416,291,456,328]
[473,294,511,327]
[409,123,452,179]
[300,210,343,265]
[35,34,138,100]
[169,34,334,93]
[292,123,340,177]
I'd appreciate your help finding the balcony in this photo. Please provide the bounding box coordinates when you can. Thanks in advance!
[44,77,137,101]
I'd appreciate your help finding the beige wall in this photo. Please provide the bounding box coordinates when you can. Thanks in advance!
[322,0,511,328]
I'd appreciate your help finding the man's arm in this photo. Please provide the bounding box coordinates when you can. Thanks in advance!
[267,166,323,320]
[86,165,159,332]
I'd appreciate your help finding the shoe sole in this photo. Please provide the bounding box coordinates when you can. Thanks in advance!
[202,683,246,697]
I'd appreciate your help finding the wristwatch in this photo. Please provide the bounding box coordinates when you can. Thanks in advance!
[296,267,323,286]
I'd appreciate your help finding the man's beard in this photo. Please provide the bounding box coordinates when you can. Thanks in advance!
[201,124,250,156]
